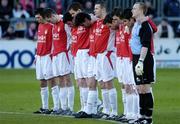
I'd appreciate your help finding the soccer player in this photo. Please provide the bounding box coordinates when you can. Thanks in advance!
[110,8,129,121]
[130,2,156,124]
[33,8,59,114]
[93,1,118,119]
[73,11,107,118]
[114,8,140,123]
[44,8,75,115]
[68,2,89,113]
[62,12,74,74]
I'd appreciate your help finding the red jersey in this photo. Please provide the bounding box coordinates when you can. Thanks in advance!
[71,26,90,56]
[36,23,53,56]
[52,20,67,56]
[116,24,132,59]
[94,20,115,54]
[88,23,96,56]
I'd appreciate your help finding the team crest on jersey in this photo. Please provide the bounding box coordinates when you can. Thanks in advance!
[119,34,125,42]
[53,33,59,40]
[44,30,48,35]
[95,28,102,36]
[77,26,85,34]
[58,27,60,32]
[89,34,94,42]
[72,35,77,43]
[119,31,122,35]
[38,35,46,42]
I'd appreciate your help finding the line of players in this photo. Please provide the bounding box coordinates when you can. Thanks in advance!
[33,1,156,124]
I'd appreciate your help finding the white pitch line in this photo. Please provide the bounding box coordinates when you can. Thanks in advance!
[0,111,122,124]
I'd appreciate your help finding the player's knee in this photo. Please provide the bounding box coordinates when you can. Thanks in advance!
[100,82,106,89]
[105,80,114,89]
[48,78,57,87]
[40,79,48,87]
[64,76,72,87]
[139,84,151,94]
[125,84,135,94]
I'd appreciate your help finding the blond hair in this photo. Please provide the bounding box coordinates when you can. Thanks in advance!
[135,2,147,15]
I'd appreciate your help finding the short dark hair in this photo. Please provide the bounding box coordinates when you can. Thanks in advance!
[68,2,83,11]
[74,12,91,27]
[112,7,123,18]
[122,8,132,20]
[34,8,45,18]
[95,0,106,8]
[95,0,107,11]
[103,13,113,24]
[63,12,73,23]
[44,8,56,18]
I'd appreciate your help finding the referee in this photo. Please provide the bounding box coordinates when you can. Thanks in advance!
[130,2,156,124]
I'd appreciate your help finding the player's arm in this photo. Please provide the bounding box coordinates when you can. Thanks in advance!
[135,22,152,75]
[146,16,157,33]
[65,24,72,50]
[139,22,152,61]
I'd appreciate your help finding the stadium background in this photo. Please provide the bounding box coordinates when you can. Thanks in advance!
[0,0,180,124]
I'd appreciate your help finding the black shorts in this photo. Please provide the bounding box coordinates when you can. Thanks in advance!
[132,53,155,85]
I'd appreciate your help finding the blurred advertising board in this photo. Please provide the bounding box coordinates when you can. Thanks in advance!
[0,38,180,68]
[0,39,36,69]
[154,38,180,68]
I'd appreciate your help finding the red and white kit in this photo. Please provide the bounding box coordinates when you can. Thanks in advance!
[71,26,90,79]
[65,24,74,73]
[87,23,96,78]
[94,19,116,82]
[116,24,135,85]
[52,20,72,77]
[35,23,53,80]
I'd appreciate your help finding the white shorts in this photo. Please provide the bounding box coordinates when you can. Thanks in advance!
[74,49,89,79]
[116,57,135,85]
[52,52,71,77]
[35,54,53,80]
[87,56,96,78]
[95,51,116,82]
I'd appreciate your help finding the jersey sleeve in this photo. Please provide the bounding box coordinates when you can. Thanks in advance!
[139,22,152,48]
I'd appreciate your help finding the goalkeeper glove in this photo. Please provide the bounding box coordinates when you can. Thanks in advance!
[135,60,143,76]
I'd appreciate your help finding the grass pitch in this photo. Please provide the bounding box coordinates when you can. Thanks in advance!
[0,69,180,124]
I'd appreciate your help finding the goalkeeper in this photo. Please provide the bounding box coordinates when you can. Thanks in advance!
[129,2,157,124]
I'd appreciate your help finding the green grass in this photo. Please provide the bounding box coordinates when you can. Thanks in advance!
[0,69,180,124]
